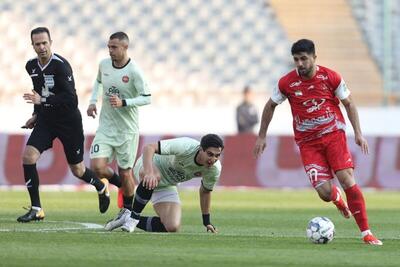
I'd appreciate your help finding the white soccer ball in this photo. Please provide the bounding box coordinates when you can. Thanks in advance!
[306,216,335,244]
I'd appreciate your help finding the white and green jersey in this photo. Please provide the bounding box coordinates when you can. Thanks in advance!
[154,137,221,190]
[90,58,150,138]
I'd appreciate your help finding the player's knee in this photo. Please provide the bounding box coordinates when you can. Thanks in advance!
[91,164,107,177]
[164,221,181,233]
[316,190,331,202]
[70,164,85,178]
[22,149,39,164]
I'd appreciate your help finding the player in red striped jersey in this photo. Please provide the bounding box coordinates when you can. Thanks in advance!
[254,39,382,245]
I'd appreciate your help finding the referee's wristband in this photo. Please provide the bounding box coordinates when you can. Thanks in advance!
[202,214,211,226]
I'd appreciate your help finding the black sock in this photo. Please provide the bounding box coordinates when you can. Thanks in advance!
[77,168,104,191]
[131,181,153,220]
[137,216,167,232]
[123,195,134,210]
[23,164,41,208]
[109,172,122,188]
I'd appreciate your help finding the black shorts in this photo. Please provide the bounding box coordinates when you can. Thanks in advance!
[26,112,84,165]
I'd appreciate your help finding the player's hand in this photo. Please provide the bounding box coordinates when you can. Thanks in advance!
[21,114,37,129]
[109,95,123,108]
[142,173,159,190]
[253,137,267,158]
[87,104,97,118]
[355,134,369,155]
[23,90,41,105]
[205,224,218,233]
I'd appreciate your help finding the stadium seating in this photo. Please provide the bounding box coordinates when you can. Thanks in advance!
[0,0,290,107]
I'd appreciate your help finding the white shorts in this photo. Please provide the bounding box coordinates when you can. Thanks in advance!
[151,187,181,205]
[90,131,139,169]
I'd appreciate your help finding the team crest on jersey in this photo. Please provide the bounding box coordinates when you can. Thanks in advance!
[295,90,303,96]
[316,74,328,80]
[122,75,129,83]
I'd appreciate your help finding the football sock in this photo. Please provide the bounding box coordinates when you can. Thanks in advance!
[109,172,122,188]
[345,184,369,232]
[23,164,41,208]
[331,184,346,207]
[137,216,167,232]
[78,168,105,191]
[123,194,134,210]
[131,181,153,220]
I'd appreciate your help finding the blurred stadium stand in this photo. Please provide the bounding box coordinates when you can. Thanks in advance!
[0,0,398,110]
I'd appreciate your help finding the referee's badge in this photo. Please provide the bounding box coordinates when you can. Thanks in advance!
[44,74,55,89]
[122,75,129,83]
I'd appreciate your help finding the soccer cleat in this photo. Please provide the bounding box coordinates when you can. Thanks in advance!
[17,208,45,223]
[98,178,110,213]
[104,208,131,231]
[363,234,383,245]
[121,216,139,233]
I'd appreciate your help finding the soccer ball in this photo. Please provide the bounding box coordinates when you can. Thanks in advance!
[306,217,335,244]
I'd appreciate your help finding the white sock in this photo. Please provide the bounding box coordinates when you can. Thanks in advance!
[31,206,41,211]
[361,230,372,238]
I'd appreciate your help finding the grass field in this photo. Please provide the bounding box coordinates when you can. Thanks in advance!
[0,189,399,267]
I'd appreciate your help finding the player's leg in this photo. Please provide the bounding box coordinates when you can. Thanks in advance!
[137,187,181,232]
[327,131,382,245]
[335,168,382,245]
[59,120,110,213]
[299,138,350,218]
[115,134,139,210]
[90,133,122,188]
[121,159,161,232]
[17,123,53,222]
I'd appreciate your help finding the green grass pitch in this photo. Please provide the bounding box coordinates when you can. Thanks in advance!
[0,189,399,267]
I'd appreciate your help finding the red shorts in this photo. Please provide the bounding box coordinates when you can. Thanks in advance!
[299,130,354,188]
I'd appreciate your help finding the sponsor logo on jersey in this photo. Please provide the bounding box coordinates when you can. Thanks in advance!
[122,75,129,83]
[303,98,326,113]
[307,85,314,90]
[67,76,73,82]
[316,74,328,80]
[289,81,302,87]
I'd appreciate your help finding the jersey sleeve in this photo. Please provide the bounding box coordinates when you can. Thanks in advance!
[159,137,196,155]
[26,61,41,115]
[89,64,103,104]
[201,163,221,191]
[125,65,151,106]
[270,81,287,104]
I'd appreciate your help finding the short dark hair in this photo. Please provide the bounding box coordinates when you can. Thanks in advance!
[291,39,315,55]
[200,134,224,150]
[109,31,129,42]
[31,27,51,43]
[243,85,251,94]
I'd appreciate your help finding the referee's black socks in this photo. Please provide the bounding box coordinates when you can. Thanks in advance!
[78,168,105,192]
[23,164,41,208]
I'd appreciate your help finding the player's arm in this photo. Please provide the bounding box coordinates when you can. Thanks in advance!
[199,182,217,233]
[341,95,369,154]
[253,98,278,158]
[141,142,160,189]
[87,71,102,118]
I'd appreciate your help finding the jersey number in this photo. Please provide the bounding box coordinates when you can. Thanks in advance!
[91,144,99,154]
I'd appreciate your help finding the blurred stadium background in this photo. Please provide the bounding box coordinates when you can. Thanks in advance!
[0,0,399,189]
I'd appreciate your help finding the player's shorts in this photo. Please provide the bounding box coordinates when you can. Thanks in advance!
[26,112,84,165]
[133,157,181,204]
[299,130,354,188]
[89,131,139,169]
[151,186,181,205]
